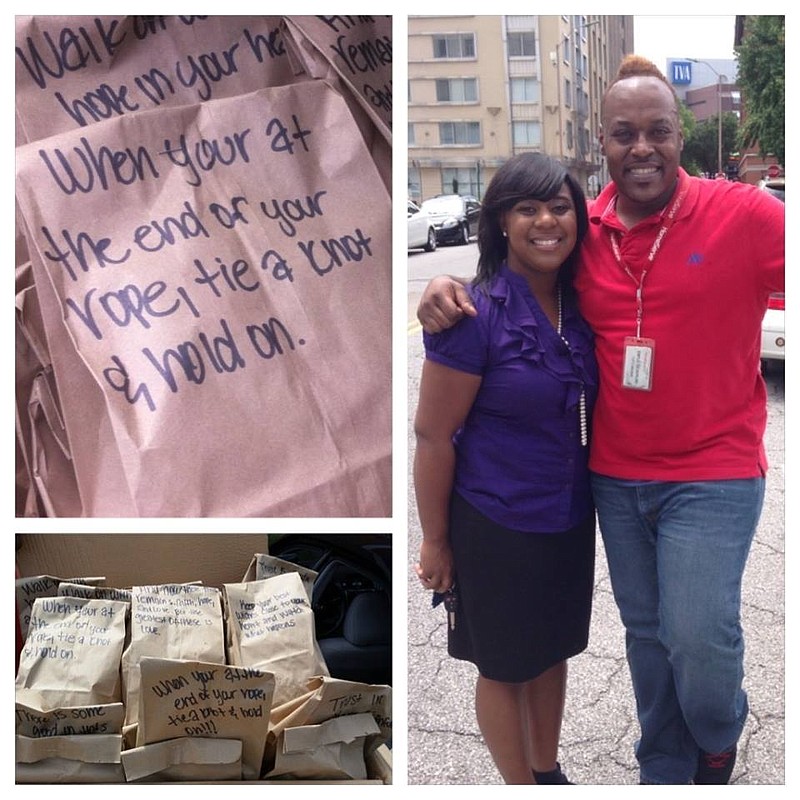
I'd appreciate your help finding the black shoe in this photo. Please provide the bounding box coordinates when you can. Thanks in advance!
[694,746,737,784]
[533,763,574,784]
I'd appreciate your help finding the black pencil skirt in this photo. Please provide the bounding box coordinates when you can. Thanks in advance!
[445,491,596,683]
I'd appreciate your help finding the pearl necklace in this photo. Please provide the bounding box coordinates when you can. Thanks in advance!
[557,288,588,447]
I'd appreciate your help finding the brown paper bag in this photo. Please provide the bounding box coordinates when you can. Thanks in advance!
[16,574,106,641]
[269,711,380,780]
[16,733,125,783]
[15,16,299,144]
[122,584,225,727]
[58,581,132,604]
[16,595,128,711]
[121,737,243,783]
[281,16,392,188]
[267,675,391,771]
[282,16,391,142]
[15,701,125,738]
[15,16,391,519]
[15,79,391,518]
[241,552,318,602]
[224,572,329,706]
[136,657,275,780]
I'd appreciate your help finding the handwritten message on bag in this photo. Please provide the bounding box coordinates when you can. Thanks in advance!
[137,657,275,780]
[16,79,391,517]
[16,595,128,710]
[123,584,225,726]
[15,16,296,144]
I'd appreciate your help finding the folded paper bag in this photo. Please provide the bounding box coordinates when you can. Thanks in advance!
[121,737,243,783]
[15,733,124,783]
[270,712,380,780]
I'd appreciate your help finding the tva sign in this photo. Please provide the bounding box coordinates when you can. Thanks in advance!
[671,61,693,85]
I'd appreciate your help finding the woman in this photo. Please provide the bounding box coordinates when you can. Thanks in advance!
[413,153,598,785]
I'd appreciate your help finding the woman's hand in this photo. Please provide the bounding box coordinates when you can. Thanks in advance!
[416,539,454,594]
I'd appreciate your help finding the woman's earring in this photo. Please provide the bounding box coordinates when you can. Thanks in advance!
[502,231,508,238]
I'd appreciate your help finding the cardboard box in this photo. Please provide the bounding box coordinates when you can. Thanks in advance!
[15,533,392,784]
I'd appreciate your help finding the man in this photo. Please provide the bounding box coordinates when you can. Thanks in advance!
[416,55,784,785]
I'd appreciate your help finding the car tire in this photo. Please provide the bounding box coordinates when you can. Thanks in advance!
[424,227,437,252]
[459,222,470,245]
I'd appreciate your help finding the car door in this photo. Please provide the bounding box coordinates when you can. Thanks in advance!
[407,201,427,248]
[465,199,481,236]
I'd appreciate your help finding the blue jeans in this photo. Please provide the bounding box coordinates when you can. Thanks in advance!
[591,474,765,785]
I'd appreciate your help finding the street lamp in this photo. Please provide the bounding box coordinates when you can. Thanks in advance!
[688,58,724,176]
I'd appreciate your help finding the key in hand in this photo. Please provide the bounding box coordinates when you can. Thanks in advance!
[444,589,457,630]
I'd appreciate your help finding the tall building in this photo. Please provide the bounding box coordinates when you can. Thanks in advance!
[407,15,633,203]
[667,57,741,125]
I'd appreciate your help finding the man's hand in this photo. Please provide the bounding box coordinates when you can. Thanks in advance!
[417,275,476,333]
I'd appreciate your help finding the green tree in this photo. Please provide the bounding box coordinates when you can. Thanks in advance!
[677,102,701,176]
[682,112,739,176]
[735,15,785,165]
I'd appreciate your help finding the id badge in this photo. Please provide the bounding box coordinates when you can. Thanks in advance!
[622,337,655,391]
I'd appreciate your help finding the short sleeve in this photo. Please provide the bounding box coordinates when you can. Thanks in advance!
[751,189,785,294]
[423,309,489,376]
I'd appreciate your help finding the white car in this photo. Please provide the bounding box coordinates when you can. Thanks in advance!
[761,293,785,364]
[407,200,437,252]
[760,178,785,367]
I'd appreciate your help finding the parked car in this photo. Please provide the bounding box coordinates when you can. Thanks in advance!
[758,177,785,203]
[268,534,392,687]
[759,178,785,368]
[420,194,482,245]
[407,199,437,252]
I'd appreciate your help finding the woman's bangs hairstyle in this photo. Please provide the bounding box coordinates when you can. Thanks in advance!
[475,153,588,290]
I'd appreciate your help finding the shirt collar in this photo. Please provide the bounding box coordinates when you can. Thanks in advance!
[589,168,695,228]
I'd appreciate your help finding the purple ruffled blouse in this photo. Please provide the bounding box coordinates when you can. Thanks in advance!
[423,265,598,533]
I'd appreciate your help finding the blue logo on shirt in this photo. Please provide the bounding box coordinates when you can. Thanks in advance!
[687,252,704,266]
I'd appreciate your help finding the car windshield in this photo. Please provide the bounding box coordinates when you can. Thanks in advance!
[421,196,463,214]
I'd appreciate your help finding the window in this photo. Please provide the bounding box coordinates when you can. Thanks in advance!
[439,121,481,145]
[566,120,574,150]
[510,77,540,103]
[512,120,541,147]
[441,167,481,197]
[564,78,572,107]
[562,35,570,64]
[435,78,478,103]
[578,127,590,158]
[507,31,536,57]
[408,122,415,146]
[432,33,475,59]
[408,167,422,202]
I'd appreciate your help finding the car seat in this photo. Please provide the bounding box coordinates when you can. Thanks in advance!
[318,591,391,686]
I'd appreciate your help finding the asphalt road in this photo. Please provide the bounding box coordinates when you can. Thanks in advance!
[405,243,786,785]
